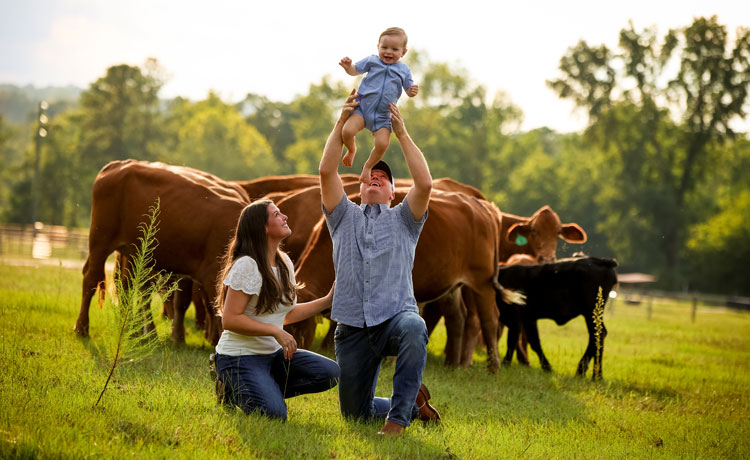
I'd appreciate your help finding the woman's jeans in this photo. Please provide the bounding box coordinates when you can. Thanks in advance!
[215,349,340,420]
[334,311,428,427]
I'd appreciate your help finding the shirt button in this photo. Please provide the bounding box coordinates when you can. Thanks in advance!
[365,261,369,264]
[365,280,369,283]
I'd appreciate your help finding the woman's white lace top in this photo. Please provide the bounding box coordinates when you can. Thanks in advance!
[215,254,296,356]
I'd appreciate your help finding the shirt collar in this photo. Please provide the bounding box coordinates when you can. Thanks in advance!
[360,203,388,214]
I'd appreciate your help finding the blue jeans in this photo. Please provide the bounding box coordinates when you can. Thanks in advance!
[215,349,340,420]
[334,311,428,427]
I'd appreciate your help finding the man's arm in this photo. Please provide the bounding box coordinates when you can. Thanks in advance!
[320,90,359,213]
[390,103,432,219]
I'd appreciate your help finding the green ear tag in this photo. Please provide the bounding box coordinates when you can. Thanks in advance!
[515,234,528,246]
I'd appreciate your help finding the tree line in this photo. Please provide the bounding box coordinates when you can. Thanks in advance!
[1,16,748,296]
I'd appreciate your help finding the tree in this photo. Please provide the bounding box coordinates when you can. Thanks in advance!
[241,94,297,173]
[162,92,276,180]
[78,59,165,169]
[548,16,750,288]
[283,77,348,174]
[398,54,522,190]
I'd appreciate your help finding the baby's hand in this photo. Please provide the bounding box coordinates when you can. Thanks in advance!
[339,57,352,70]
[406,85,419,97]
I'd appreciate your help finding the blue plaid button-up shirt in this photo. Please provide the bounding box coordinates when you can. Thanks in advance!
[323,194,428,327]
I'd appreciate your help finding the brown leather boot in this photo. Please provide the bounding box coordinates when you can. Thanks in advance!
[377,421,405,435]
[416,383,441,422]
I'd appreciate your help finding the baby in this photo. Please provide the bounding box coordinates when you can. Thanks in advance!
[339,27,419,183]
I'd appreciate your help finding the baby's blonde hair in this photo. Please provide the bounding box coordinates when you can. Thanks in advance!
[379,27,408,48]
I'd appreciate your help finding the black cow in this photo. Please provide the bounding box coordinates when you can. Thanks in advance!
[494,257,618,380]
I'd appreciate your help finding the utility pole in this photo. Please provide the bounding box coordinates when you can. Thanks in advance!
[30,100,48,235]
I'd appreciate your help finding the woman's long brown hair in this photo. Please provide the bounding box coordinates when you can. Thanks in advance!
[215,199,299,316]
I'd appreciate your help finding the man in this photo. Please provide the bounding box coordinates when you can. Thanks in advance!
[319,91,441,435]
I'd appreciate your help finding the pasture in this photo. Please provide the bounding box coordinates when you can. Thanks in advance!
[1,260,748,459]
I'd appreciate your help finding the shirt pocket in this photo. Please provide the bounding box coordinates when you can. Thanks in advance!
[372,217,396,251]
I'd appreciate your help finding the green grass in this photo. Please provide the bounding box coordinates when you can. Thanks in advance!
[1,261,749,459]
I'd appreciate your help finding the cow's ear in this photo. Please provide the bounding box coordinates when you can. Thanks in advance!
[507,223,531,245]
[560,223,587,243]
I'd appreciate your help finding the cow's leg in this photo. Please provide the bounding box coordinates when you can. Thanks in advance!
[502,317,519,367]
[422,301,442,337]
[523,318,552,371]
[516,324,530,365]
[161,275,181,320]
[75,255,108,337]
[192,283,206,330]
[459,291,481,367]
[319,321,336,350]
[469,287,501,373]
[170,278,192,345]
[200,281,223,345]
[434,288,465,367]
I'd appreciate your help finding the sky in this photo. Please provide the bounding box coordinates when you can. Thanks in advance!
[1,0,748,133]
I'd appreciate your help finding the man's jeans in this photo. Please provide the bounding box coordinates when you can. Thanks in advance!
[334,311,428,427]
[216,349,340,420]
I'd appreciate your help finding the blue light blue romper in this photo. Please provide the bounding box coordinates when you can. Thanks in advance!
[354,55,415,132]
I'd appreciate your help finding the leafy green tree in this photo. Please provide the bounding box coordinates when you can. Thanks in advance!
[241,94,297,173]
[284,77,348,174]
[548,16,750,288]
[37,110,91,226]
[78,59,164,169]
[161,92,276,180]
[398,55,522,190]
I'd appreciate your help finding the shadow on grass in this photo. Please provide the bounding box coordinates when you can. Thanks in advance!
[224,406,453,459]
[421,351,590,426]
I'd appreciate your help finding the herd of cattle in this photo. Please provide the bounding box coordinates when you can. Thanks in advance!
[73,160,619,379]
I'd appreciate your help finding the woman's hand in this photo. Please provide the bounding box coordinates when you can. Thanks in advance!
[326,281,336,303]
[274,327,298,359]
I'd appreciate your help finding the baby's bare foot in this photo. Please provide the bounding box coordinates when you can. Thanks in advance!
[342,150,355,168]
[359,167,372,184]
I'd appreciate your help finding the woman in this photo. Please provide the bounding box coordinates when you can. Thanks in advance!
[213,199,339,420]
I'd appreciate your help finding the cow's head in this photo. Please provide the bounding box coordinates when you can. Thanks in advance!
[506,205,587,263]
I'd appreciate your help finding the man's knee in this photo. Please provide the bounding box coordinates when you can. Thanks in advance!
[395,312,428,344]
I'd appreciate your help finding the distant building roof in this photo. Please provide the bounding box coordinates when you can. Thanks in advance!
[617,273,657,284]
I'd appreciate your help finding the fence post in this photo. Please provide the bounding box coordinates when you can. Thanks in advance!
[691,298,697,323]
[647,297,652,320]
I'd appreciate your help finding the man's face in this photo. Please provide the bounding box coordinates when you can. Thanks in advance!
[360,169,394,204]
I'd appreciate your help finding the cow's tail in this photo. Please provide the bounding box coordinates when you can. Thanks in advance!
[494,280,526,305]
[488,201,527,305]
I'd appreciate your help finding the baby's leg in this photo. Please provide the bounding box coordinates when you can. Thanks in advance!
[360,128,391,184]
[341,114,365,168]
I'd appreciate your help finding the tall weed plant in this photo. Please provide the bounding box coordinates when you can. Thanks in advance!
[95,199,178,407]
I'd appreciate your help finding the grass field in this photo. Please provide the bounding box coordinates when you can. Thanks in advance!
[1,260,748,459]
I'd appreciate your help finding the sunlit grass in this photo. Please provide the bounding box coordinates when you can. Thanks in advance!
[1,261,749,459]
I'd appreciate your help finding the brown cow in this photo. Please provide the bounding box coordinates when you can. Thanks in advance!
[235,173,360,200]
[290,188,524,371]
[74,160,248,344]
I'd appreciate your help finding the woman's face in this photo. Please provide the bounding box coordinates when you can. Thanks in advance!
[265,203,291,241]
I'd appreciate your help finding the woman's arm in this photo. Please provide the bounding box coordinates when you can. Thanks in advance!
[221,287,298,358]
[284,283,335,325]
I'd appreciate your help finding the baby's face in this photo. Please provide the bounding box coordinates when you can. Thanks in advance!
[377,34,406,64]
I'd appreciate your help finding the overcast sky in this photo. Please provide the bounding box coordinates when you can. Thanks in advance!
[1,0,748,132]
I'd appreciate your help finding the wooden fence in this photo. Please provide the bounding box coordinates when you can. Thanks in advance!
[0,223,89,261]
